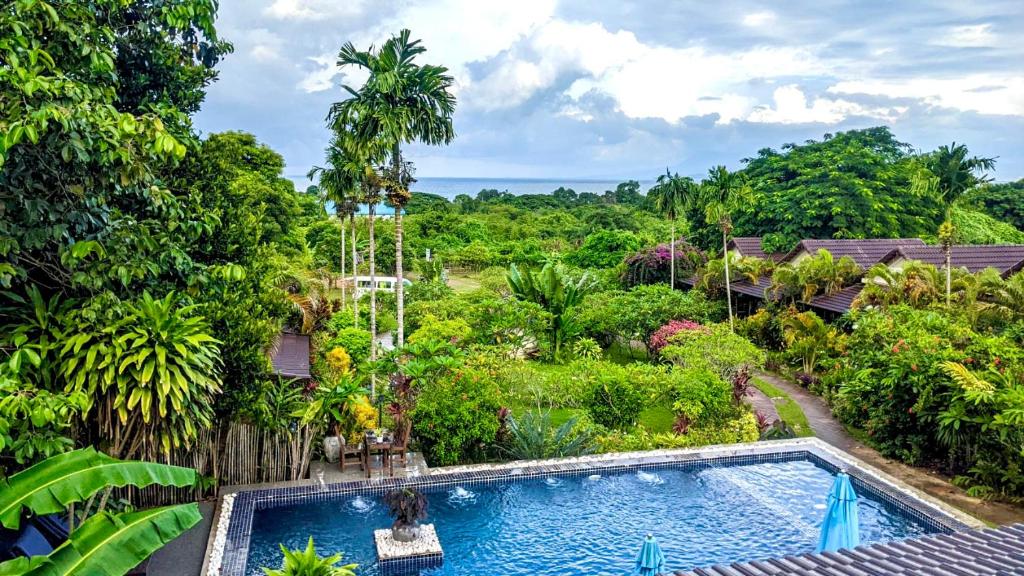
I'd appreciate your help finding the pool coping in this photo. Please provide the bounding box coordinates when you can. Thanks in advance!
[204,438,984,575]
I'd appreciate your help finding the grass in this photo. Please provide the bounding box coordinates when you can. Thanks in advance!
[638,406,675,433]
[446,272,482,293]
[751,377,814,437]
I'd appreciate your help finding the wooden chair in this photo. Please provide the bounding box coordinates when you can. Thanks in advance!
[339,435,363,472]
[388,418,413,468]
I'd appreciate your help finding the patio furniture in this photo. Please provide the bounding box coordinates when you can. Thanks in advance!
[363,431,394,478]
[339,436,363,472]
[388,418,413,468]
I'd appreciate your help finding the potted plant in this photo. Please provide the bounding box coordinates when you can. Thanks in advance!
[315,375,367,462]
[384,488,428,542]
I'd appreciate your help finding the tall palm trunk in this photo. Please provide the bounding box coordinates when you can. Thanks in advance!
[368,204,377,398]
[669,221,676,289]
[340,218,347,305]
[393,143,405,347]
[351,213,359,325]
[722,228,735,332]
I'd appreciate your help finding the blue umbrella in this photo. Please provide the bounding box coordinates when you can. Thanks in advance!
[817,472,860,553]
[632,534,666,576]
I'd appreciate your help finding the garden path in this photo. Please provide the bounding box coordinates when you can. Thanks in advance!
[743,385,780,423]
[757,371,1024,526]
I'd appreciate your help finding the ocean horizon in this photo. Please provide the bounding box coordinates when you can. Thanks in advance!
[409,176,654,200]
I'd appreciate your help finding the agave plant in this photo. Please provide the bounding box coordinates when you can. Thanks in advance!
[501,410,596,460]
[262,537,357,576]
[0,448,201,576]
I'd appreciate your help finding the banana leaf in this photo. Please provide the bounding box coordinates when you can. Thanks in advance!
[0,557,49,576]
[25,505,201,576]
[0,448,198,529]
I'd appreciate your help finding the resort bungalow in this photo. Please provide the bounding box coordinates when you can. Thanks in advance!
[690,237,1024,317]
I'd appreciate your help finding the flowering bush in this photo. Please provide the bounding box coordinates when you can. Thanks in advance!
[649,320,704,355]
[825,305,1024,498]
[621,240,705,287]
[325,347,353,374]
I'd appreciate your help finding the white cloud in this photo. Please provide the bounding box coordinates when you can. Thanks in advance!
[747,85,907,124]
[264,0,366,21]
[742,11,777,27]
[934,24,997,48]
[464,19,828,124]
[297,54,371,93]
[828,75,1024,116]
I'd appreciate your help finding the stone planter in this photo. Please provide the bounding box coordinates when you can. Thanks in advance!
[391,523,420,542]
[374,523,443,575]
[323,435,340,463]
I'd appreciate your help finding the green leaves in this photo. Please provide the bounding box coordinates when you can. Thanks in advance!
[21,505,201,576]
[0,447,198,530]
[262,537,358,576]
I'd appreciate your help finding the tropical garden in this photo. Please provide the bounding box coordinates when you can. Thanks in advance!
[3,0,1024,574]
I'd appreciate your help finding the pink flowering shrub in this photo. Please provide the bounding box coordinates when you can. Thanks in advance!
[649,320,703,354]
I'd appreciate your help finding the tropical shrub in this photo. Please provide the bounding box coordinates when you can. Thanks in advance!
[576,285,723,349]
[736,308,786,351]
[0,369,88,466]
[408,314,472,345]
[649,320,703,355]
[571,338,602,361]
[582,365,646,429]
[666,367,736,430]
[384,488,428,530]
[326,328,373,366]
[621,241,705,287]
[566,229,643,268]
[826,306,1024,474]
[262,537,357,576]
[660,323,764,381]
[596,413,759,452]
[501,410,596,459]
[782,311,844,375]
[411,367,503,466]
[325,347,353,375]
[60,292,222,460]
[507,263,595,359]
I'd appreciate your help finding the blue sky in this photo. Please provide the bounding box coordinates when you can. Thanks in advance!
[194,0,1024,183]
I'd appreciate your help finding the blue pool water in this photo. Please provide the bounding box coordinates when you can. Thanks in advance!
[245,460,938,575]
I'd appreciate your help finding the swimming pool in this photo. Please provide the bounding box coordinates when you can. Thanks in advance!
[237,448,965,576]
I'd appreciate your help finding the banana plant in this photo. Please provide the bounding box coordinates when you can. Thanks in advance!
[0,448,201,576]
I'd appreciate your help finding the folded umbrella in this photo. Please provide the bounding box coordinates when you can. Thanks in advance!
[817,471,860,553]
[633,534,666,576]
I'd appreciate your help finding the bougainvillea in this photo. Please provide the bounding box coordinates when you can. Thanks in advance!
[622,241,706,287]
[649,320,704,354]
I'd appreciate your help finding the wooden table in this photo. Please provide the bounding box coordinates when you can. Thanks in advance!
[363,433,394,478]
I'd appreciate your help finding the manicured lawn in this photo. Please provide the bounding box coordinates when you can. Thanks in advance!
[447,272,482,293]
[751,377,814,437]
[638,406,675,433]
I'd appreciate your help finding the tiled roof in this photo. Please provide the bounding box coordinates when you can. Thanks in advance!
[270,332,310,379]
[885,245,1024,277]
[783,239,926,269]
[728,237,768,260]
[808,285,864,314]
[675,522,1024,576]
[730,277,774,298]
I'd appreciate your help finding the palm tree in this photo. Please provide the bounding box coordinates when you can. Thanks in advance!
[315,128,386,395]
[649,169,696,289]
[331,28,456,348]
[308,140,361,311]
[699,166,753,331]
[927,143,996,306]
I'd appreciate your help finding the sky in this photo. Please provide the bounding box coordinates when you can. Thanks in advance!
[194,0,1024,184]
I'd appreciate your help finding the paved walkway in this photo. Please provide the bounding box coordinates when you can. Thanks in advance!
[757,371,1024,526]
[744,385,780,423]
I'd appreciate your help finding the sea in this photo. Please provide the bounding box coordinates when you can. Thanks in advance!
[410,177,654,200]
